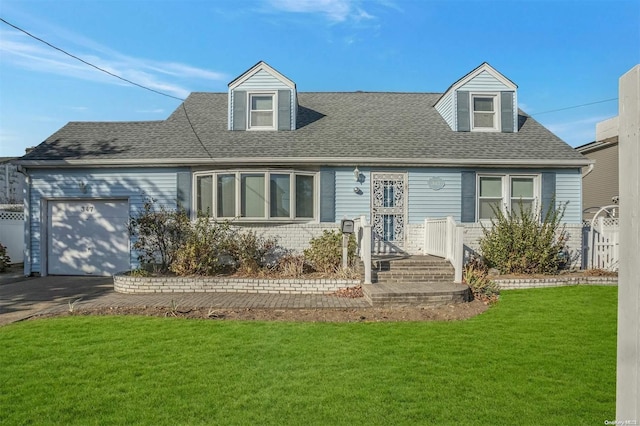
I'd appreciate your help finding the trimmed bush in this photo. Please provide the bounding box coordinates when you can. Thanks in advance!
[171,218,235,276]
[479,201,568,275]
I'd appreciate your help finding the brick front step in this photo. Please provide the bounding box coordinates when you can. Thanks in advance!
[363,282,471,307]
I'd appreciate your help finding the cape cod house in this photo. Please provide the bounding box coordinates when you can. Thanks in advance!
[16,61,590,276]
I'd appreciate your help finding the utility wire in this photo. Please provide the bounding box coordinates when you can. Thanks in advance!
[1,16,216,159]
[531,98,618,116]
[0,17,184,101]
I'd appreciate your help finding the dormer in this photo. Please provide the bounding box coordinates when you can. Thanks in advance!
[228,61,297,131]
[435,62,518,133]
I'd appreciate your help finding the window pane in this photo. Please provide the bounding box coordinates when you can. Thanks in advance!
[295,175,314,218]
[197,176,213,217]
[511,178,534,198]
[251,95,273,110]
[511,199,534,215]
[241,174,265,218]
[251,111,273,127]
[474,112,494,128]
[217,174,236,217]
[479,199,501,220]
[270,174,290,218]
[479,177,502,197]
[474,97,494,112]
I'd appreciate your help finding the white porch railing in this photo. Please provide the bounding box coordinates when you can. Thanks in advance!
[424,216,464,283]
[0,210,25,263]
[354,215,372,284]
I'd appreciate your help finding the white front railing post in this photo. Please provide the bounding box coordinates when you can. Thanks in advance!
[361,215,372,284]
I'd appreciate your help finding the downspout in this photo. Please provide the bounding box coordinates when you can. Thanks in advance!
[16,165,31,276]
[582,163,595,179]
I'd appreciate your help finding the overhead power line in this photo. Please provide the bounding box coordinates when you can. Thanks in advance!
[0,17,184,101]
[531,98,618,116]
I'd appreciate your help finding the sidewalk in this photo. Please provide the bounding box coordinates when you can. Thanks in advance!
[0,271,370,326]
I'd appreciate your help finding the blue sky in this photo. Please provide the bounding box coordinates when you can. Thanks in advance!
[0,0,638,157]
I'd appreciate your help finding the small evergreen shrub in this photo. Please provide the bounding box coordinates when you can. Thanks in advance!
[128,199,190,274]
[463,257,500,304]
[303,230,356,273]
[0,242,10,272]
[479,201,568,275]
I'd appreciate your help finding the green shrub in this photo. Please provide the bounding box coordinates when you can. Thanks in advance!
[128,199,190,274]
[479,201,568,275]
[303,230,356,273]
[171,218,235,276]
[0,242,10,272]
[228,230,277,275]
[463,257,499,304]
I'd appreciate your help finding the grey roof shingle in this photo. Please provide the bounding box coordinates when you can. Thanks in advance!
[19,92,588,166]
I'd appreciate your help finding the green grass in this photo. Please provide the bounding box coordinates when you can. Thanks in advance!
[0,286,616,425]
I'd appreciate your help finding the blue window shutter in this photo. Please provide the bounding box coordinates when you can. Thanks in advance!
[457,91,470,132]
[233,90,246,130]
[177,172,191,216]
[278,90,291,130]
[461,171,476,223]
[501,92,515,132]
[320,170,335,223]
[541,172,556,218]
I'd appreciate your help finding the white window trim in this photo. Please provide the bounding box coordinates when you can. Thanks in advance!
[193,170,318,222]
[471,93,500,132]
[477,174,540,221]
[247,92,277,131]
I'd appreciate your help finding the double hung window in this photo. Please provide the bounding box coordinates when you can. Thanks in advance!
[477,175,538,220]
[471,94,499,131]
[248,93,275,130]
[196,171,315,221]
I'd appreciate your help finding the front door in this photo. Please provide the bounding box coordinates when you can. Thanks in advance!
[371,172,407,253]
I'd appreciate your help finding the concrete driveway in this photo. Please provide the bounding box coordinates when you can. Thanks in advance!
[0,268,113,326]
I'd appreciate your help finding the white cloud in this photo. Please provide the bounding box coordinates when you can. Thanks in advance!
[0,28,228,99]
[267,0,386,22]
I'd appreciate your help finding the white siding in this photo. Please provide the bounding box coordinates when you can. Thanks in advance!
[434,92,456,130]
[27,168,186,274]
[459,70,512,91]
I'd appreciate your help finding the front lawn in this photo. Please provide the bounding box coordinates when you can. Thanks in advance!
[0,286,616,425]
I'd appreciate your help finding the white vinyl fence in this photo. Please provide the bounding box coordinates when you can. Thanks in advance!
[585,217,619,271]
[0,210,24,263]
[424,216,464,283]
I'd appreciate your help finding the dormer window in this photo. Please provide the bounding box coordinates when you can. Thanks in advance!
[249,93,276,130]
[472,94,499,131]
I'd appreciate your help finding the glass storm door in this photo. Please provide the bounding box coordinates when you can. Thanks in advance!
[371,172,407,253]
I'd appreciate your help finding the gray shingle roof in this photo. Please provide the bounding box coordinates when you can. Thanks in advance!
[19,92,588,166]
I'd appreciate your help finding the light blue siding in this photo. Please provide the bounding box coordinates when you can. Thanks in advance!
[408,169,463,223]
[229,69,296,130]
[27,167,187,274]
[334,167,370,221]
[434,92,455,130]
[459,70,511,91]
[332,167,581,225]
[555,169,582,223]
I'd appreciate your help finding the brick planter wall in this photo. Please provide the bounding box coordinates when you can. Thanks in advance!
[494,276,617,290]
[114,274,360,294]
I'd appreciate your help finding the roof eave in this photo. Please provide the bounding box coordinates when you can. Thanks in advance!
[16,157,592,169]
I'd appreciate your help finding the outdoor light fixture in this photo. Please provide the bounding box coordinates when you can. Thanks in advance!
[78,182,88,194]
[353,187,362,194]
[354,166,360,182]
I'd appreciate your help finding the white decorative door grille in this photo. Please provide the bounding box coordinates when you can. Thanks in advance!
[371,172,407,253]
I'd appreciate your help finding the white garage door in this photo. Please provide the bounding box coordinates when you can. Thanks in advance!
[48,200,130,276]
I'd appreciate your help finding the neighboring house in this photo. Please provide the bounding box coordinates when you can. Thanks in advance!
[0,157,26,207]
[15,61,590,276]
[576,116,619,220]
